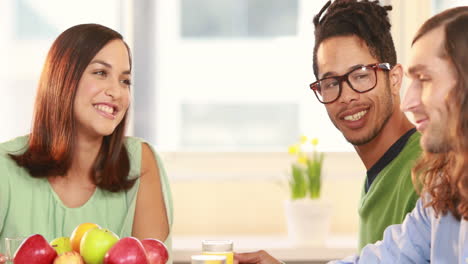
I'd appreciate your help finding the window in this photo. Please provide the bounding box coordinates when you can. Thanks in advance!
[181,0,298,38]
[0,0,125,143]
[432,0,468,13]
[134,0,353,152]
[14,0,60,40]
[181,103,299,149]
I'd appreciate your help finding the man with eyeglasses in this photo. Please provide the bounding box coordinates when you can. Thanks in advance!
[311,0,421,250]
[236,1,421,262]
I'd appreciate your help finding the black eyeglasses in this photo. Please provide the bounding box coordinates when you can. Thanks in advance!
[309,63,392,104]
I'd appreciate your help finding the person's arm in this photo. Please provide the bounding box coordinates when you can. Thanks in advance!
[131,143,170,240]
[0,155,10,263]
[234,250,283,264]
[329,198,431,264]
[235,199,431,264]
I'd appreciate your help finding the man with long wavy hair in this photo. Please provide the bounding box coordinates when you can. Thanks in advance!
[235,6,468,264]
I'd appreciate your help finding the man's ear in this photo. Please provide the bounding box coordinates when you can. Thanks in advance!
[389,63,403,96]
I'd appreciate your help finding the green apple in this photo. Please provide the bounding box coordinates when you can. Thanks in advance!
[80,228,119,264]
[50,237,73,255]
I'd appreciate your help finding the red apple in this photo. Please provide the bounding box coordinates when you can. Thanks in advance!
[141,239,169,264]
[104,237,148,264]
[14,234,57,264]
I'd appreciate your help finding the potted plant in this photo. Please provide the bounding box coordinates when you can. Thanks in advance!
[284,136,331,246]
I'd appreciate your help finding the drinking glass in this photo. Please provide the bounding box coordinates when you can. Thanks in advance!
[4,237,26,262]
[191,255,226,264]
[202,240,233,264]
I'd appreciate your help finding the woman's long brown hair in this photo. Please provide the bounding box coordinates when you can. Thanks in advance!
[412,7,468,219]
[10,24,136,192]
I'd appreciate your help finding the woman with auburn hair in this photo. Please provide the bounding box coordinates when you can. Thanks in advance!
[0,24,172,262]
[234,6,468,264]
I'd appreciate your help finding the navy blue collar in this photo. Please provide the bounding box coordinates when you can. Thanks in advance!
[365,128,417,193]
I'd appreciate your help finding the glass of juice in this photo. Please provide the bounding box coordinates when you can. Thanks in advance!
[202,240,233,264]
[191,255,226,264]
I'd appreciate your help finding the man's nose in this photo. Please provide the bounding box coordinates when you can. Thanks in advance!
[400,81,421,113]
[338,80,360,104]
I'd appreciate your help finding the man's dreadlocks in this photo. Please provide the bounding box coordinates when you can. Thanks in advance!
[312,0,396,79]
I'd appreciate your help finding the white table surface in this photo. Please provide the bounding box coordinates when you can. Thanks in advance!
[172,235,358,263]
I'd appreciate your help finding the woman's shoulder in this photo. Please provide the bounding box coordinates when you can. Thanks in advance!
[124,136,159,178]
[124,136,160,155]
[0,136,28,166]
[0,135,29,154]
[124,136,154,151]
[0,136,30,185]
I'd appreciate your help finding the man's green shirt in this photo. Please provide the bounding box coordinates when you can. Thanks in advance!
[358,130,422,249]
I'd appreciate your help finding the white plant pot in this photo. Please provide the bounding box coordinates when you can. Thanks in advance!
[284,199,332,247]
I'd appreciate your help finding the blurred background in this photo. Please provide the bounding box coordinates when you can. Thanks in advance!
[0,0,467,263]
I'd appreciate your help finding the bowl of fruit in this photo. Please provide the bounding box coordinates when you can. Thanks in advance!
[11,223,169,264]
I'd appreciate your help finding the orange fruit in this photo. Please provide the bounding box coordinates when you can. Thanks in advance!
[70,223,100,253]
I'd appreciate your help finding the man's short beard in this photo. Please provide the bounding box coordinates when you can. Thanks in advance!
[423,135,452,153]
[346,109,393,146]
[344,81,394,146]
[423,108,452,153]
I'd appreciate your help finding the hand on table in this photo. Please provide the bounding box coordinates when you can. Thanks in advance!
[0,254,6,264]
[234,250,282,264]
